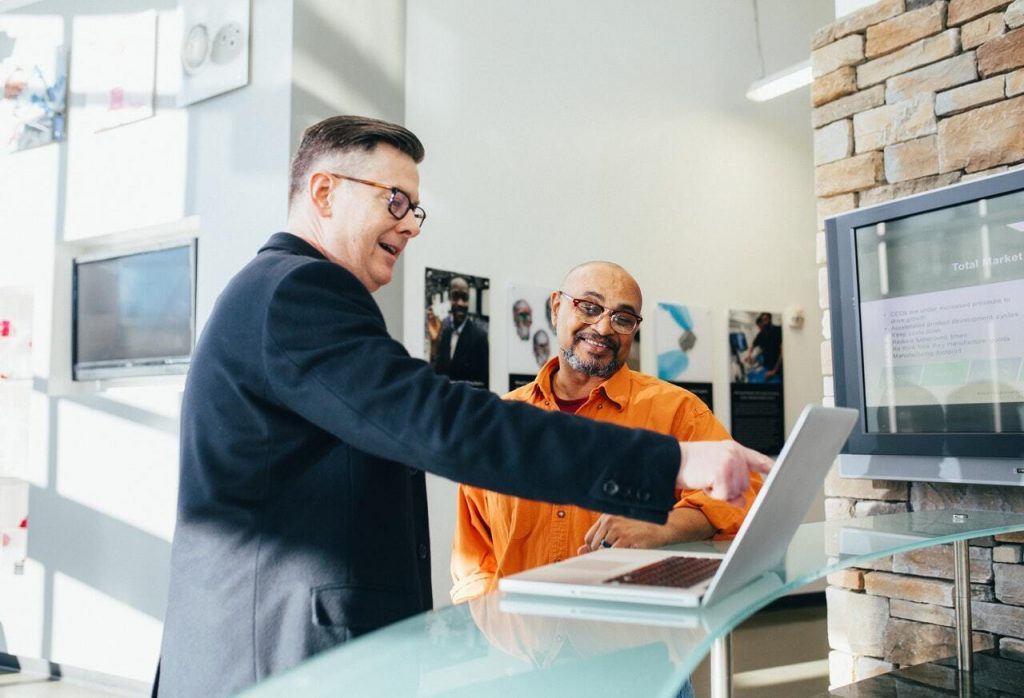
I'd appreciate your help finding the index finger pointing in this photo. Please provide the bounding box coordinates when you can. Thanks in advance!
[743,446,774,474]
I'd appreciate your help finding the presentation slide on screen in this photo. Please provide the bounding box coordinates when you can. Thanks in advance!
[860,277,1024,409]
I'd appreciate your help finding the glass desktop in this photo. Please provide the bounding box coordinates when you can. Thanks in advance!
[238,510,1024,698]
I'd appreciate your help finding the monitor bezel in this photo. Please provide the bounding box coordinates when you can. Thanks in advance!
[825,168,1024,459]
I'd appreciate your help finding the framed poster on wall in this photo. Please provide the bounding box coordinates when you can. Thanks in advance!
[0,16,67,152]
[426,268,490,390]
[507,282,555,391]
[177,0,251,106]
[74,10,157,132]
[655,302,714,411]
[728,309,784,454]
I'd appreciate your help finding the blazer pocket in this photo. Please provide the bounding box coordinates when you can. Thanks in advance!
[310,584,417,632]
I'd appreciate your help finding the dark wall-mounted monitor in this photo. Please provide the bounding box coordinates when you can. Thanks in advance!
[72,240,197,381]
[826,169,1024,486]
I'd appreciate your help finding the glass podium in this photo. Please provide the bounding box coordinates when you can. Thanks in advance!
[239,510,1024,698]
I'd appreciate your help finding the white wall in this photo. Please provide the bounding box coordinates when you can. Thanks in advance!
[404,0,834,607]
[835,0,879,18]
[0,0,293,681]
[291,0,408,336]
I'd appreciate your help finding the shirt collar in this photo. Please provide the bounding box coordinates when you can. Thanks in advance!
[531,356,631,410]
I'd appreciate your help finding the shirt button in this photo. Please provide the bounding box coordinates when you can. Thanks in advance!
[597,404,603,410]
[641,491,651,502]
[603,480,620,496]
[557,510,566,518]
[544,400,551,406]
[417,543,428,560]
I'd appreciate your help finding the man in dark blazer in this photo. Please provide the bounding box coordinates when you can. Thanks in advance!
[154,115,772,697]
[432,276,489,388]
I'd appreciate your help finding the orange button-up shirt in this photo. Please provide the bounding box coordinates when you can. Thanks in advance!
[450,358,762,604]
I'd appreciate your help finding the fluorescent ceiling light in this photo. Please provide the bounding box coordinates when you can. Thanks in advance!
[745,59,812,102]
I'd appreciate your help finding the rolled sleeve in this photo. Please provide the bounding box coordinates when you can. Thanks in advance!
[451,485,499,604]
[674,472,763,538]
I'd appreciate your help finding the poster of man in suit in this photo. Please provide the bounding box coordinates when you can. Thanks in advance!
[425,267,490,389]
[728,310,784,455]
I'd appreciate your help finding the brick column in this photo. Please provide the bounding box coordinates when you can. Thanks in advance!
[811,0,1024,687]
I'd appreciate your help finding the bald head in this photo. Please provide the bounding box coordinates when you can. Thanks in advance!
[560,261,643,314]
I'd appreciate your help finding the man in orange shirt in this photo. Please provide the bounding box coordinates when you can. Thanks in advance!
[450,261,763,603]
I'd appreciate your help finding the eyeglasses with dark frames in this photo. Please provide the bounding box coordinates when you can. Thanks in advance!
[558,292,642,334]
[326,172,426,226]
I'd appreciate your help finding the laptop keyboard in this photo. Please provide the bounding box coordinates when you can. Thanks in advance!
[604,556,722,589]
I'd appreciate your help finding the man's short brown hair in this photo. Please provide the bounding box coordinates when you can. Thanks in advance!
[288,115,425,206]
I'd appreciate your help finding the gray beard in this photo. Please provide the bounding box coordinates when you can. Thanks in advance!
[563,344,620,379]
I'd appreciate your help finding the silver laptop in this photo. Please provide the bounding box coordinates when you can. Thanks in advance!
[498,404,858,607]
[500,571,785,629]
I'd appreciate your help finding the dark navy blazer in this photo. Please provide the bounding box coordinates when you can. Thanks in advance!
[156,233,680,697]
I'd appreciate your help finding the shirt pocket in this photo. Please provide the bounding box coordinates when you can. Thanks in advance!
[483,491,539,542]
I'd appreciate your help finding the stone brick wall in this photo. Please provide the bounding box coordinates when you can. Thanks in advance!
[811,0,1024,687]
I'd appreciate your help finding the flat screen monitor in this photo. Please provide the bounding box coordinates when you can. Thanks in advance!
[826,169,1024,486]
[72,240,197,381]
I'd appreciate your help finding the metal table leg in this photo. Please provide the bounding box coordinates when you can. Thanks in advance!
[953,536,976,698]
[710,632,732,698]
[953,538,973,674]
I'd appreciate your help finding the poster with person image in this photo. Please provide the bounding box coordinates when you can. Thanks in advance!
[507,283,556,391]
[425,268,490,390]
[728,309,784,454]
[655,302,714,411]
[729,310,783,384]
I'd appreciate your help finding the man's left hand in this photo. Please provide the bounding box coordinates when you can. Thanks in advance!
[579,514,669,554]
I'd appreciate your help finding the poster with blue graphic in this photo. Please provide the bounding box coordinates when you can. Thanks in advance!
[0,16,67,152]
[655,302,714,410]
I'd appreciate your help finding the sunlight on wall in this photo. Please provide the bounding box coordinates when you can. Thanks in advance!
[0,11,58,663]
[56,393,179,542]
[63,10,187,240]
[0,557,45,657]
[51,570,162,681]
[0,114,60,290]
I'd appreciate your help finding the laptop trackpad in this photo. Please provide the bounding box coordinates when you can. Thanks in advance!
[568,558,633,574]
